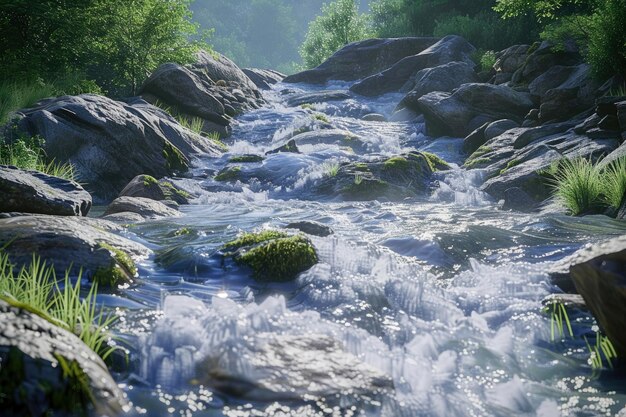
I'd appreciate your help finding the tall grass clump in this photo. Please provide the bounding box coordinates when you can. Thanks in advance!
[0,79,56,124]
[551,158,604,216]
[0,251,119,360]
[602,157,626,212]
[0,135,76,181]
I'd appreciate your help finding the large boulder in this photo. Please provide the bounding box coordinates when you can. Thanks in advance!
[0,215,150,287]
[0,299,128,417]
[350,35,476,97]
[511,41,582,86]
[0,165,91,216]
[141,51,264,135]
[315,151,447,201]
[416,83,534,137]
[118,174,191,204]
[283,37,438,84]
[8,94,222,202]
[551,235,626,357]
[242,68,285,90]
[493,44,530,84]
[104,196,180,220]
[396,61,478,113]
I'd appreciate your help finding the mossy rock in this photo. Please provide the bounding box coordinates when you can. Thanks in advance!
[91,243,137,287]
[214,166,242,182]
[228,154,265,163]
[162,141,189,173]
[222,231,318,282]
[120,174,191,205]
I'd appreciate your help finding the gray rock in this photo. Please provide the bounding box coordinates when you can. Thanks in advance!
[397,61,478,113]
[350,35,476,97]
[362,113,387,122]
[462,122,489,155]
[598,141,626,168]
[242,68,284,90]
[0,165,91,216]
[291,129,366,153]
[286,90,351,107]
[494,44,530,75]
[265,139,300,155]
[537,64,599,122]
[283,37,438,84]
[512,120,579,149]
[119,174,191,204]
[199,334,393,402]
[416,83,534,137]
[552,235,626,356]
[0,215,150,286]
[104,196,180,220]
[192,50,260,93]
[9,94,222,202]
[0,299,128,417]
[285,221,334,237]
[484,119,519,141]
[512,41,582,86]
[502,187,537,212]
[315,151,443,201]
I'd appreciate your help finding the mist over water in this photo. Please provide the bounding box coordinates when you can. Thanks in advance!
[112,81,626,417]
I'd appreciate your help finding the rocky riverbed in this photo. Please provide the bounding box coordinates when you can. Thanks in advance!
[1,36,626,417]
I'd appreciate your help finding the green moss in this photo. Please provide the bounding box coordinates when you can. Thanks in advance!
[354,163,369,172]
[300,104,315,110]
[464,157,491,169]
[383,156,409,170]
[214,166,242,182]
[222,230,288,251]
[499,159,521,175]
[420,152,450,171]
[236,235,318,282]
[161,181,190,200]
[142,175,158,187]
[162,141,188,172]
[229,155,265,163]
[342,178,389,198]
[92,243,137,287]
[174,227,192,236]
[313,113,329,123]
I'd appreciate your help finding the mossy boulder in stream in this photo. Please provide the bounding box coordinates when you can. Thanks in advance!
[315,151,448,201]
[222,231,318,282]
[119,174,192,204]
[0,299,128,417]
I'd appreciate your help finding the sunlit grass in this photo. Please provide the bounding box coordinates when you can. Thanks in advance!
[0,136,77,181]
[551,158,604,216]
[0,251,120,360]
[602,157,626,211]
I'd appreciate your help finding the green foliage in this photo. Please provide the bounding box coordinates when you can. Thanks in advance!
[480,50,497,72]
[0,251,119,360]
[0,0,208,96]
[0,134,76,181]
[92,243,138,288]
[323,162,340,177]
[313,113,330,123]
[602,157,626,211]
[420,151,450,171]
[552,158,604,216]
[586,0,626,79]
[544,301,574,341]
[383,156,409,170]
[585,332,618,370]
[300,0,371,68]
[493,0,588,21]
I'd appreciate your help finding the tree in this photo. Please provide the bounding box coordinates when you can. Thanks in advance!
[300,0,371,68]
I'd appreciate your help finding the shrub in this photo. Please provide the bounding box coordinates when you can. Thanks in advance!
[480,50,497,72]
[587,0,626,79]
[0,252,119,360]
[300,0,371,68]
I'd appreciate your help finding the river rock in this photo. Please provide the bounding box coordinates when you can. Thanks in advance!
[283,37,438,84]
[0,299,128,417]
[537,64,599,122]
[200,333,393,402]
[484,119,519,141]
[286,90,351,107]
[265,139,300,155]
[553,235,626,356]
[0,165,91,216]
[397,61,478,113]
[362,113,387,122]
[350,35,476,97]
[285,220,334,237]
[463,122,490,154]
[511,41,582,86]
[315,151,446,201]
[0,215,150,286]
[119,174,191,204]
[242,68,285,90]
[8,94,222,202]
[494,44,530,76]
[104,196,180,220]
[292,129,366,153]
[416,83,534,137]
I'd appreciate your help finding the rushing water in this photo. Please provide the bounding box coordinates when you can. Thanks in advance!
[103,81,626,417]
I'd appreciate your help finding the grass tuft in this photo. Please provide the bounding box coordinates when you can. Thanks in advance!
[0,251,119,360]
[0,135,76,181]
[602,157,626,211]
[552,158,604,216]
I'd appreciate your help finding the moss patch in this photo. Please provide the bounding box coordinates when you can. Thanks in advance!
[420,152,450,171]
[383,156,410,170]
[222,230,288,251]
[214,166,242,182]
[499,159,521,175]
[229,155,265,163]
[142,175,158,187]
[92,243,137,287]
[162,141,188,172]
[342,178,389,198]
[464,157,491,169]
[224,232,317,282]
[313,113,329,123]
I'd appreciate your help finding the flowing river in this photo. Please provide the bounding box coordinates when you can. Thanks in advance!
[103,81,626,417]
